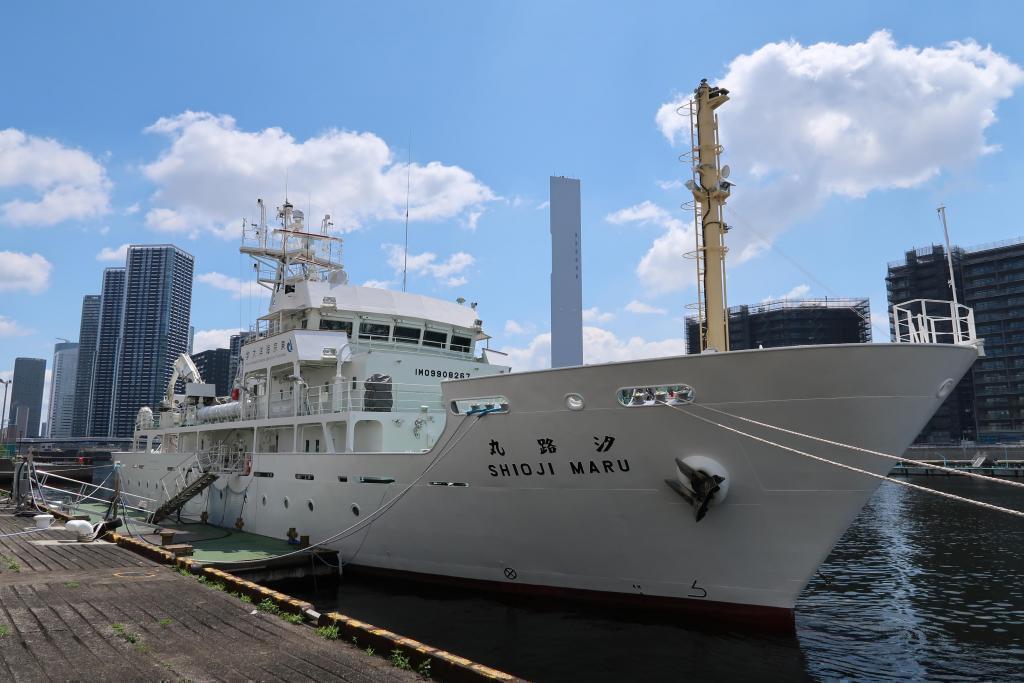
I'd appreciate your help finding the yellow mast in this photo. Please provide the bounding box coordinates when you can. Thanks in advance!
[689,79,732,352]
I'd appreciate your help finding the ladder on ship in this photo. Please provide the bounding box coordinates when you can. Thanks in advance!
[148,450,248,524]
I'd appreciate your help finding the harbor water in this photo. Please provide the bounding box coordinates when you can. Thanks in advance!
[297,477,1024,681]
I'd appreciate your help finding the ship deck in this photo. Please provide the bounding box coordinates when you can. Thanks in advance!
[67,502,339,582]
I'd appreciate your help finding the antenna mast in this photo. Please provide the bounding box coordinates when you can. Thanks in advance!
[687,79,732,352]
[937,205,959,307]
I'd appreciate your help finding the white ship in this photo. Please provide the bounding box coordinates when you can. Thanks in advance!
[115,80,980,627]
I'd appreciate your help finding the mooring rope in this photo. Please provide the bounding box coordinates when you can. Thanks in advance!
[658,400,1024,520]
[686,400,1024,491]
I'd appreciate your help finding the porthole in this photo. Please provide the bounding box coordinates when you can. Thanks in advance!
[261,495,267,506]
[283,497,290,509]
[565,393,585,411]
[351,504,360,517]
[307,499,315,512]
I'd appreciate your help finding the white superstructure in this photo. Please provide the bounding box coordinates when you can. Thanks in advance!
[114,83,982,627]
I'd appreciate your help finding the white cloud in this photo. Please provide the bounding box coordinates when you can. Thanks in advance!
[192,328,243,353]
[0,316,30,337]
[95,243,130,262]
[625,300,668,315]
[98,225,110,235]
[0,129,111,226]
[582,307,615,323]
[655,31,1023,257]
[124,203,140,215]
[762,284,811,302]
[503,326,688,371]
[504,319,538,336]
[362,279,393,289]
[656,179,683,190]
[870,311,890,343]
[504,332,552,370]
[536,201,549,210]
[383,244,475,287]
[0,251,52,293]
[606,201,696,295]
[141,112,495,239]
[196,272,270,299]
[145,207,193,235]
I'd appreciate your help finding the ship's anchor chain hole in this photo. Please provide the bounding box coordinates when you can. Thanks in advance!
[618,384,694,407]
[351,504,360,517]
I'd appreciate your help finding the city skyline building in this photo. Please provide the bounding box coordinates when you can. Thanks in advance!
[110,245,194,438]
[685,298,872,355]
[7,357,46,438]
[46,341,79,438]
[191,348,231,396]
[228,331,252,389]
[887,238,1024,444]
[886,245,973,443]
[71,295,100,437]
[89,267,125,437]
[550,176,583,368]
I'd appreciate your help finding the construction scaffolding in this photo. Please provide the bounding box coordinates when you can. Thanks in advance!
[684,298,871,355]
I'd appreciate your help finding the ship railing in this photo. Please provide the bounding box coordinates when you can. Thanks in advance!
[197,447,248,475]
[347,339,476,361]
[154,448,249,509]
[300,382,445,416]
[246,318,283,342]
[269,395,295,418]
[893,299,978,346]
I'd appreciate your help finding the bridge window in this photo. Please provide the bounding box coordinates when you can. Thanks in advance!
[320,319,353,336]
[359,322,390,341]
[393,326,422,344]
[423,330,448,349]
[450,335,472,353]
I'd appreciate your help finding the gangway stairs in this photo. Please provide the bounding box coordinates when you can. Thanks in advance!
[148,450,248,524]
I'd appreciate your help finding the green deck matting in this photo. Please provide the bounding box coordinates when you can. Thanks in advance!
[70,501,301,564]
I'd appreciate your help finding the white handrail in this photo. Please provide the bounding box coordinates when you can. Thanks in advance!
[892,299,977,345]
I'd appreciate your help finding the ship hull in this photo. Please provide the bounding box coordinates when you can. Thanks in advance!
[116,343,977,625]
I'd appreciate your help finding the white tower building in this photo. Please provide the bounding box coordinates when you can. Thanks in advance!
[46,341,79,438]
[550,176,583,368]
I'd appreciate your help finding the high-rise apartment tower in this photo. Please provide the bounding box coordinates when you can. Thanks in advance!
[46,341,79,438]
[110,245,194,437]
[71,295,100,436]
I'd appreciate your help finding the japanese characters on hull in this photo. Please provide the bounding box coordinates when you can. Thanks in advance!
[486,435,630,478]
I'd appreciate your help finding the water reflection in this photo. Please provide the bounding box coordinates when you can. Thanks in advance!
[799,478,1024,681]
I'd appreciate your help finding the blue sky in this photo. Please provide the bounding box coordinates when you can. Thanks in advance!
[3,1,1024,394]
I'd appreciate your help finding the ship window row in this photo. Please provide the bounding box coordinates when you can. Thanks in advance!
[313,316,474,353]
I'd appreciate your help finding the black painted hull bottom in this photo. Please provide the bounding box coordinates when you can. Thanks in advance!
[344,564,796,633]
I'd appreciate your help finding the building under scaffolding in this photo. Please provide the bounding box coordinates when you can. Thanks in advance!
[888,237,1024,444]
[685,298,872,355]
